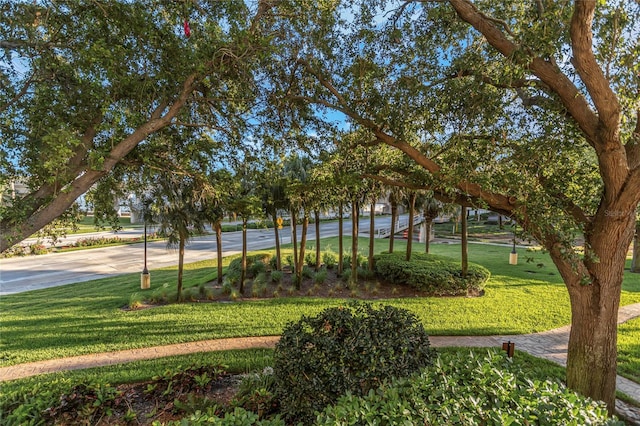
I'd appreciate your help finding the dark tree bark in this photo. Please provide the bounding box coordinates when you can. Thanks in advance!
[314,209,321,271]
[239,218,248,295]
[461,206,468,278]
[290,208,298,274]
[215,222,223,284]
[406,192,417,261]
[177,234,186,301]
[296,213,309,288]
[272,212,282,271]
[369,202,375,273]
[425,219,433,254]
[351,199,359,286]
[338,201,344,275]
[389,199,397,253]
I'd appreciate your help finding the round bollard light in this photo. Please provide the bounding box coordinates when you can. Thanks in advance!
[141,272,151,289]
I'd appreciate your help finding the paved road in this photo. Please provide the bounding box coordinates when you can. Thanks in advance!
[0,215,413,295]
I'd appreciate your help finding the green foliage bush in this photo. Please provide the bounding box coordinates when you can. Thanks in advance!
[374,251,490,296]
[269,270,283,284]
[227,253,272,279]
[317,349,623,425]
[305,251,317,267]
[322,251,337,269]
[314,269,328,285]
[272,303,435,424]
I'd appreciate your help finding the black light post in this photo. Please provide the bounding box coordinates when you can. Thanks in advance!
[141,201,151,289]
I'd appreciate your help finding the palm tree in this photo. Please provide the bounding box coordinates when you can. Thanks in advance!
[203,170,231,285]
[151,175,206,302]
[284,154,314,287]
[387,188,405,254]
[405,191,418,261]
[417,195,441,254]
[228,167,262,294]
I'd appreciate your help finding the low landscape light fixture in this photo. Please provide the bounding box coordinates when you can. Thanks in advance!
[502,341,515,358]
[509,223,518,265]
[141,200,151,289]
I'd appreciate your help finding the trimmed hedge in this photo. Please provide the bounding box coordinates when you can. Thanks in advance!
[317,349,623,425]
[374,251,490,296]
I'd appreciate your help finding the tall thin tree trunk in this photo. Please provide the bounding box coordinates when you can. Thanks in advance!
[314,209,321,271]
[369,201,375,273]
[240,217,247,294]
[272,212,281,271]
[215,222,223,284]
[461,205,468,278]
[406,192,416,262]
[338,201,344,275]
[425,219,432,254]
[177,235,185,301]
[351,199,359,286]
[389,200,397,253]
[296,213,309,288]
[631,221,639,273]
[290,208,298,274]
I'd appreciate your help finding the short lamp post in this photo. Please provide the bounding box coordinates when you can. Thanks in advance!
[509,223,518,265]
[141,204,151,289]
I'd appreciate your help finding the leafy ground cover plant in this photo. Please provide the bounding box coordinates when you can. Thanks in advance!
[272,303,436,423]
[374,251,491,296]
[317,349,624,425]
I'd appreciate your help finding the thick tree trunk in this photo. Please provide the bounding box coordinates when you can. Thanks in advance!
[369,202,375,273]
[461,206,468,278]
[338,202,344,275]
[272,212,281,271]
[315,210,321,271]
[240,218,248,294]
[389,200,397,253]
[215,222,223,284]
[558,212,636,413]
[351,199,359,286]
[177,235,185,302]
[632,222,639,273]
[406,192,416,261]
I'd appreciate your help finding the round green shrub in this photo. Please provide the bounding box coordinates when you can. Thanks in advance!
[374,251,490,296]
[273,303,436,424]
[317,349,622,425]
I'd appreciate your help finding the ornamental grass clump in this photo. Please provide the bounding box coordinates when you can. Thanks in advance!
[272,303,435,424]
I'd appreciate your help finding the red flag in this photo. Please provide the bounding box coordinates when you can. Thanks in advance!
[184,20,191,38]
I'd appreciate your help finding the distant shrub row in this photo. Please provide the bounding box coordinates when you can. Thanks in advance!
[374,251,490,296]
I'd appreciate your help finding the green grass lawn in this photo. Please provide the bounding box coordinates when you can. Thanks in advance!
[69,215,142,234]
[1,237,638,382]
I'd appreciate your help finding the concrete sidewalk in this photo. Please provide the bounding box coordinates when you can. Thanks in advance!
[2,303,640,423]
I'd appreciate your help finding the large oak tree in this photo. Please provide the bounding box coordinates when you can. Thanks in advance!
[0,0,272,252]
[268,0,640,412]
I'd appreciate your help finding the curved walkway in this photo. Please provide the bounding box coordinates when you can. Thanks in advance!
[2,303,640,423]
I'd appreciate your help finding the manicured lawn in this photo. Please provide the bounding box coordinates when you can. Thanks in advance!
[1,237,638,377]
[618,317,640,383]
